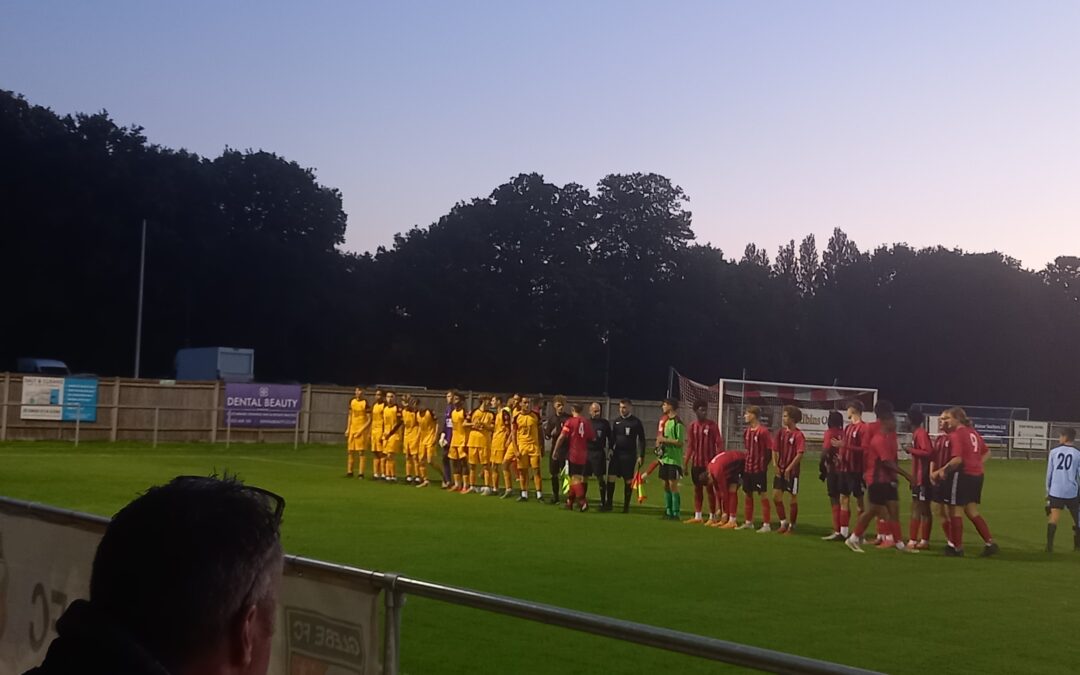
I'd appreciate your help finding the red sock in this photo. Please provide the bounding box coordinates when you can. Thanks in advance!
[909,518,920,542]
[876,518,886,536]
[727,490,738,516]
[831,504,841,531]
[891,521,903,542]
[971,515,993,543]
[693,485,703,514]
[761,498,771,524]
[951,516,964,548]
[744,495,754,522]
[706,486,717,515]
[841,509,851,528]
[921,517,932,542]
[941,518,952,543]
[790,503,798,525]
[774,500,787,521]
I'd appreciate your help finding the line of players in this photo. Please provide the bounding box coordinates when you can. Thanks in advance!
[344,387,1001,556]
[344,389,649,509]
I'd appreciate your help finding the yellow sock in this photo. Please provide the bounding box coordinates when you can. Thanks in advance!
[347,451,355,474]
[503,468,512,490]
[533,473,542,492]
[358,454,367,475]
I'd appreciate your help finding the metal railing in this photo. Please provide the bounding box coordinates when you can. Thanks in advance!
[1,495,876,675]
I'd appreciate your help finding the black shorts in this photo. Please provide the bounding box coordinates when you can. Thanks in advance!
[585,452,606,478]
[1049,496,1080,512]
[658,464,683,481]
[742,471,767,494]
[868,482,899,506]
[773,473,801,495]
[609,452,638,481]
[839,472,865,498]
[724,460,745,486]
[568,462,587,477]
[690,465,709,486]
[945,472,984,506]
[826,471,843,499]
[911,483,930,502]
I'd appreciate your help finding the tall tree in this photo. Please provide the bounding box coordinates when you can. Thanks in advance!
[774,239,797,286]
[796,234,820,296]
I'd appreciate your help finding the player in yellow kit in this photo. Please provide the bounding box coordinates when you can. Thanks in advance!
[370,389,386,480]
[416,405,438,488]
[402,395,422,484]
[466,399,495,494]
[448,392,470,492]
[344,387,371,478]
[488,394,514,497]
[513,396,544,502]
[381,391,404,482]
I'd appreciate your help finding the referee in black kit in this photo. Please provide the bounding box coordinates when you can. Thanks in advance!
[609,399,646,512]
[586,402,612,510]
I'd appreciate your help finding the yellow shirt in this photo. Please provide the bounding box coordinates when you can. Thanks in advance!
[450,408,468,448]
[347,398,370,439]
[418,410,438,447]
[403,409,420,447]
[371,402,385,438]
[491,406,511,450]
[468,408,494,449]
[382,404,403,451]
[514,411,541,453]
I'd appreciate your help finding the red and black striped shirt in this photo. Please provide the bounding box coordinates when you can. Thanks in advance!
[743,426,773,473]
[775,427,806,472]
[686,419,723,467]
[909,427,933,487]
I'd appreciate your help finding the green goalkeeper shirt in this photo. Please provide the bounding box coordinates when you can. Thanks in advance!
[659,416,686,465]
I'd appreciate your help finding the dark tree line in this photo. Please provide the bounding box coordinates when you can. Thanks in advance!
[3,90,1079,418]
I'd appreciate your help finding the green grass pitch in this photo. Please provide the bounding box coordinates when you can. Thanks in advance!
[1,441,1074,674]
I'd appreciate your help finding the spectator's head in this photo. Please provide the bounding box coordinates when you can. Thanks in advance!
[827,410,844,429]
[90,475,284,675]
[619,399,633,417]
[1060,427,1076,445]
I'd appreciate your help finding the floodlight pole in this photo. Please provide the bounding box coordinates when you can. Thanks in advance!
[134,219,147,379]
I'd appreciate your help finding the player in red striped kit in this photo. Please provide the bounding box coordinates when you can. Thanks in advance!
[931,407,999,557]
[866,400,895,543]
[706,447,746,528]
[554,403,596,512]
[845,412,913,553]
[833,401,868,539]
[928,415,954,547]
[820,411,847,541]
[772,406,805,534]
[905,408,934,550]
[738,405,773,532]
[684,400,723,525]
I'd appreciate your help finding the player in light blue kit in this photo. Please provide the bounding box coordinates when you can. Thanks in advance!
[1045,427,1080,553]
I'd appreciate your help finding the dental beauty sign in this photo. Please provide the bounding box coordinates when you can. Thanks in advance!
[224,383,302,428]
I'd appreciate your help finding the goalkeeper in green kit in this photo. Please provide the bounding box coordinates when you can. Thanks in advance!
[656,398,687,519]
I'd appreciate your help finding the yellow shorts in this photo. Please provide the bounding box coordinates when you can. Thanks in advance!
[406,440,421,457]
[383,441,402,455]
[468,446,489,465]
[489,444,506,465]
[372,434,384,453]
[516,451,540,470]
[347,436,367,452]
[449,444,467,461]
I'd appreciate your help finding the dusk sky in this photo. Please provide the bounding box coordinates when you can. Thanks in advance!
[4,1,1078,268]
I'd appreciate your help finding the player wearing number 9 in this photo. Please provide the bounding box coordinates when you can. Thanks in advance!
[930,407,999,557]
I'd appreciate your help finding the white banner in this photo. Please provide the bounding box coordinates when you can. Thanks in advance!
[19,377,66,421]
[1013,420,1049,451]
[0,501,381,675]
